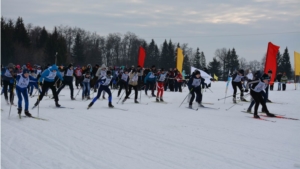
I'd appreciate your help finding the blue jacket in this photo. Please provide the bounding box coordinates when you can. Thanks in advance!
[144,72,156,83]
[40,65,63,82]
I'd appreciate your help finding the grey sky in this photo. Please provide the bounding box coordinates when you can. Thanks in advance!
[2,0,300,68]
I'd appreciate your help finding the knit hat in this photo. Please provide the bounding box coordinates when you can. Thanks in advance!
[195,70,200,75]
[261,74,270,81]
[7,63,14,69]
[23,69,30,74]
[68,64,73,68]
[238,69,244,76]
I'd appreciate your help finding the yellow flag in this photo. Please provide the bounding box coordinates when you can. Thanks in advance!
[295,51,300,76]
[176,48,184,73]
[214,74,218,81]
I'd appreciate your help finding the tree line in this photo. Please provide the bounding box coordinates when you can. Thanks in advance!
[1,17,294,80]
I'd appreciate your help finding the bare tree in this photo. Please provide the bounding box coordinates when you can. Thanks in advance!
[215,48,228,79]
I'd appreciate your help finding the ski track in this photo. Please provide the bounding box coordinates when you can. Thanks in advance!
[2,82,300,169]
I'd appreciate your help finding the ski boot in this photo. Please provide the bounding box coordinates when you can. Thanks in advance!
[55,101,61,107]
[266,99,272,103]
[198,103,204,107]
[134,99,139,103]
[71,97,76,100]
[156,97,159,102]
[17,108,22,115]
[102,95,106,99]
[246,109,251,113]
[82,96,85,100]
[122,98,127,104]
[25,110,32,117]
[253,114,260,118]
[233,97,237,104]
[188,104,193,109]
[152,94,156,97]
[160,97,164,102]
[87,102,94,109]
[87,96,91,100]
[34,99,40,107]
[108,102,114,108]
[240,96,247,102]
[266,112,276,117]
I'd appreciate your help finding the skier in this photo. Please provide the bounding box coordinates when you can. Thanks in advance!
[33,64,63,108]
[82,71,91,100]
[156,68,168,102]
[231,69,247,103]
[187,70,205,108]
[2,63,16,105]
[95,64,108,99]
[74,66,83,89]
[88,70,114,108]
[144,65,157,97]
[57,64,76,100]
[123,68,142,103]
[117,69,129,98]
[29,69,41,96]
[16,69,34,117]
[175,70,183,92]
[245,74,276,118]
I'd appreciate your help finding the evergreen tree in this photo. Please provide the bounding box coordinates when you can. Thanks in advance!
[72,33,85,64]
[38,27,48,49]
[160,40,170,69]
[280,47,292,78]
[207,58,222,79]
[200,51,206,69]
[183,55,191,74]
[225,48,239,73]
[1,18,15,64]
[192,48,201,68]
[276,51,284,73]
[145,39,156,68]
[14,17,30,47]
[168,40,176,69]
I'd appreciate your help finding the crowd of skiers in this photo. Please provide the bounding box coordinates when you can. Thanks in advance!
[1,62,290,119]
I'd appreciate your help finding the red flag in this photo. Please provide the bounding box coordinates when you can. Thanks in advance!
[264,42,280,84]
[138,46,146,67]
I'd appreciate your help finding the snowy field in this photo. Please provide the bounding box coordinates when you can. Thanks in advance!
[1,82,300,169]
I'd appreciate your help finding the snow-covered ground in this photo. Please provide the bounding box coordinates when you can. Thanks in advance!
[1,82,300,169]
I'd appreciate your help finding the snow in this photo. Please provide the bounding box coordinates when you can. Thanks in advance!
[1,82,300,169]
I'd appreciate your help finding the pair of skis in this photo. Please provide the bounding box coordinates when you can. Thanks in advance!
[241,111,298,121]
[186,105,220,111]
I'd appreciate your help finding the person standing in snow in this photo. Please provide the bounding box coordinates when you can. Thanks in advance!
[2,63,16,105]
[122,67,142,103]
[16,69,35,117]
[281,72,288,91]
[156,68,168,102]
[144,65,157,97]
[88,71,114,109]
[231,69,247,103]
[117,69,129,98]
[276,72,282,91]
[187,70,205,108]
[33,64,63,108]
[245,74,276,118]
[56,64,76,100]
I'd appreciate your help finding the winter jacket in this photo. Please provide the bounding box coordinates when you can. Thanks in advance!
[281,75,288,84]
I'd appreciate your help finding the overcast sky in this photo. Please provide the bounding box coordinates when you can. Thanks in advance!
[2,0,300,68]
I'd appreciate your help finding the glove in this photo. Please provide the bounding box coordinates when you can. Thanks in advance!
[244,89,249,93]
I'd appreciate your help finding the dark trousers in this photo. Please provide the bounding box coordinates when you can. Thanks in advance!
[3,80,14,103]
[232,81,244,98]
[250,90,269,115]
[92,86,112,103]
[282,84,286,91]
[145,81,155,95]
[118,81,128,97]
[75,76,83,88]
[126,85,138,100]
[57,80,74,98]
[189,87,202,105]
[39,81,59,102]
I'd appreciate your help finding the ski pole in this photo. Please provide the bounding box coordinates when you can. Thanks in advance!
[74,86,82,99]
[116,91,125,104]
[218,93,240,101]
[37,82,40,117]
[179,88,193,107]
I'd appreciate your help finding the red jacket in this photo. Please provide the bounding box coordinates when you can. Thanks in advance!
[175,73,183,82]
